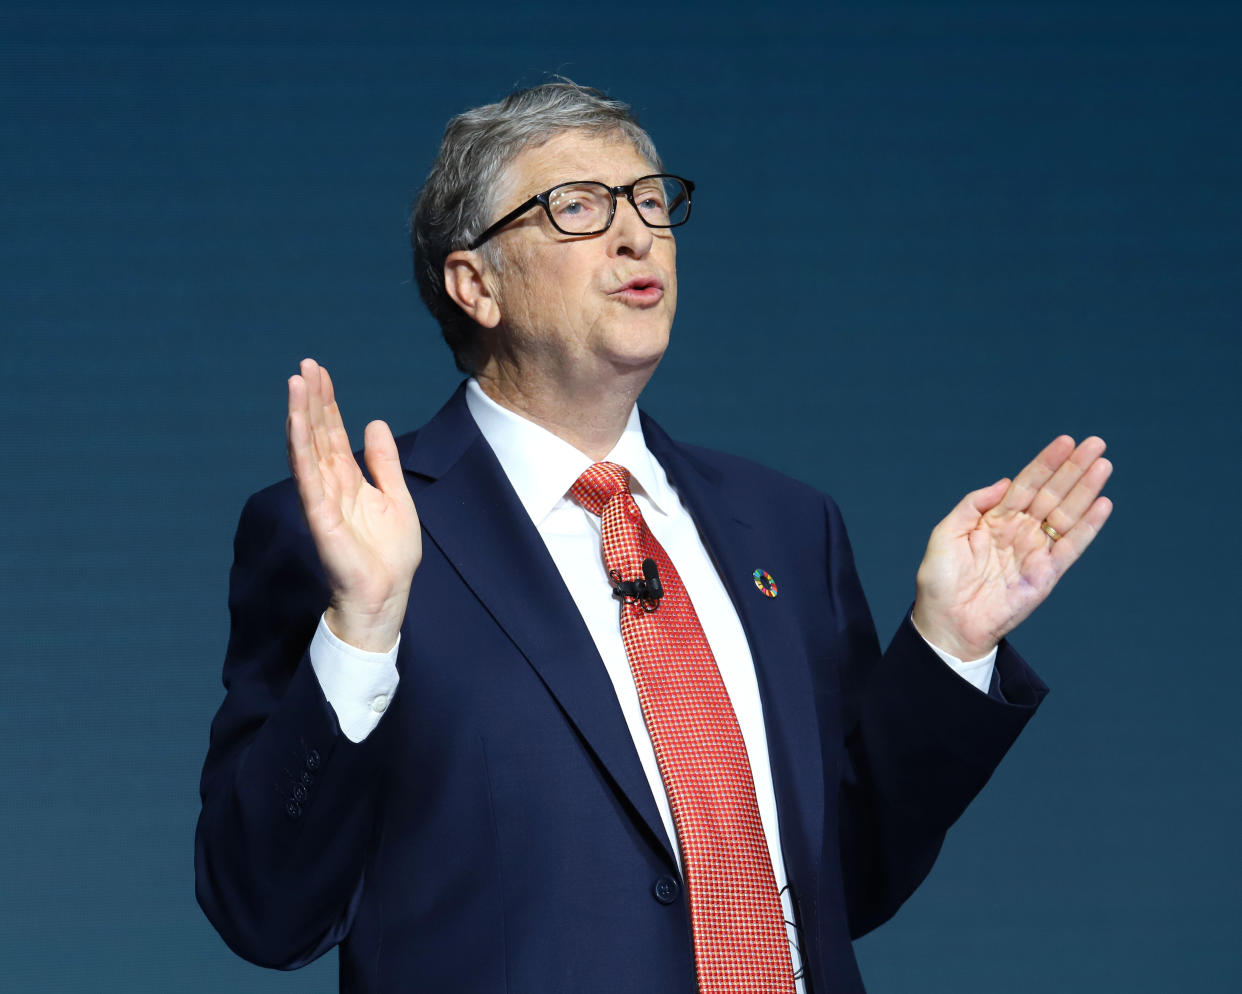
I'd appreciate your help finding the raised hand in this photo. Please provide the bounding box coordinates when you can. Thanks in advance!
[911,435,1113,660]
[286,358,421,651]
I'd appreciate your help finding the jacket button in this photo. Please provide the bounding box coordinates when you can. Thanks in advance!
[293,784,308,803]
[305,749,321,772]
[653,876,680,905]
[285,800,303,820]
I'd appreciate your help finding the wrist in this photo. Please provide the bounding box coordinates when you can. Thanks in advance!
[324,595,407,653]
[910,602,997,663]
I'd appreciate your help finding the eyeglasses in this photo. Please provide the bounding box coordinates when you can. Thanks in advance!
[467,174,694,250]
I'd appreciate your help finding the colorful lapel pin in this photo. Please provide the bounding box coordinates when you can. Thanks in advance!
[752,569,778,598]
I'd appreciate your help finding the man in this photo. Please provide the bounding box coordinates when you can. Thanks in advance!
[196,82,1112,993]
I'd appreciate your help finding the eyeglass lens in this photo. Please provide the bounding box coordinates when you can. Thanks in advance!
[546,176,690,235]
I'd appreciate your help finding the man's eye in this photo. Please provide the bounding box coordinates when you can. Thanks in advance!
[636,195,670,222]
[633,182,670,216]
[551,192,603,218]
[554,198,602,222]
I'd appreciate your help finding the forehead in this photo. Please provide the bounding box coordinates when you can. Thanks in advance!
[503,129,656,196]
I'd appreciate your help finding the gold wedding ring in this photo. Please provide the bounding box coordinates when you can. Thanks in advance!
[1040,520,1063,542]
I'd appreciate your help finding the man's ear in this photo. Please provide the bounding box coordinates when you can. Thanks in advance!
[444,251,501,329]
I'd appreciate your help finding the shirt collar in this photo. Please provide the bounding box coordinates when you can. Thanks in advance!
[464,378,673,526]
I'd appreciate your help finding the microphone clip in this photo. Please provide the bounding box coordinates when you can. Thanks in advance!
[610,558,664,613]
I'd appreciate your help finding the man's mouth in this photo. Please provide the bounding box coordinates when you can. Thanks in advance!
[610,276,664,306]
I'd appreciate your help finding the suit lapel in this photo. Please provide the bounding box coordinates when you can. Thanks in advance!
[644,416,827,917]
[397,387,676,867]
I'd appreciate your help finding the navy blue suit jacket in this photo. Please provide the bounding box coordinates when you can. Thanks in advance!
[196,384,1047,993]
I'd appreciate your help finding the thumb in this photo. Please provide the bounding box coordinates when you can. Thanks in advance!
[942,478,1010,534]
[362,420,412,504]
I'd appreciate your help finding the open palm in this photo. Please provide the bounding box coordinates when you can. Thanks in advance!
[286,358,421,652]
[912,435,1113,660]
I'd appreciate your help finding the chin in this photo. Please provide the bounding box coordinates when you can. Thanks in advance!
[594,342,665,381]
[612,327,670,368]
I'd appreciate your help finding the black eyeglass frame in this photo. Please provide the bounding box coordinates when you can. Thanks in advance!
[466,173,694,250]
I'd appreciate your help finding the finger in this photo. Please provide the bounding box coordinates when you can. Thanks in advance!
[1050,495,1114,573]
[999,435,1076,514]
[301,357,328,458]
[286,372,305,465]
[362,420,414,506]
[300,357,321,410]
[287,374,327,512]
[939,478,1010,536]
[318,364,354,460]
[1026,435,1107,524]
[287,366,306,423]
[1042,456,1113,537]
[286,372,310,468]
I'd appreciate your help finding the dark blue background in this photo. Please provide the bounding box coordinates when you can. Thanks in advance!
[3,2,1239,990]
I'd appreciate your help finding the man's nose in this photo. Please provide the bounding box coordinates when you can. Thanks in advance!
[608,197,655,258]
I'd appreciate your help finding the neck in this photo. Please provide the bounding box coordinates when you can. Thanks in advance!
[474,357,656,461]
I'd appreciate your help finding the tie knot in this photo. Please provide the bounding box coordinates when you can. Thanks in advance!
[569,461,631,517]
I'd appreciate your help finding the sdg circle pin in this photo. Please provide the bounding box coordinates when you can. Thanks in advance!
[752,569,778,598]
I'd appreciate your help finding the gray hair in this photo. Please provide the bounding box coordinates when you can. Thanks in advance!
[411,81,663,373]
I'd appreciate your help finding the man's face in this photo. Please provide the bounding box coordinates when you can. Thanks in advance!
[483,130,678,384]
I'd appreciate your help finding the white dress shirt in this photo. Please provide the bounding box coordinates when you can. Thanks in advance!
[308,379,997,987]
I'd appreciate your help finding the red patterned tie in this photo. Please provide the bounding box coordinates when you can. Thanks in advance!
[570,462,796,994]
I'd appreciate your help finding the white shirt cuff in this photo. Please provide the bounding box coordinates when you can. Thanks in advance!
[308,615,401,743]
[910,615,997,693]
[926,641,997,694]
